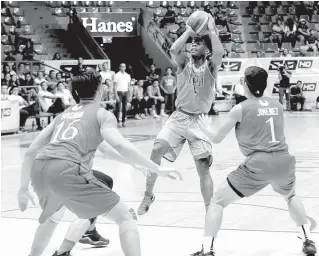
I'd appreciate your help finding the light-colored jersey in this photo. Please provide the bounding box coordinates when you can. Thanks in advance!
[175,60,216,114]
[235,97,288,156]
[36,102,103,169]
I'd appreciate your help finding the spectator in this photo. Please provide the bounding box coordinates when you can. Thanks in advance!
[215,13,231,42]
[114,63,131,127]
[223,48,230,58]
[34,71,47,87]
[204,4,215,17]
[102,78,116,111]
[290,80,305,111]
[71,57,85,76]
[295,48,308,57]
[146,79,166,117]
[256,51,262,58]
[316,96,319,109]
[22,40,35,61]
[9,73,20,88]
[1,84,10,100]
[126,64,135,78]
[47,70,58,90]
[99,61,115,84]
[160,6,176,28]
[167,21,186,41]
[281,48,292,57]
[301,29,318,56]
[3,73,11,86]
[37,81,65,114]
[278,63,292,110]
[20,72,37,103]
[296,18,310,45]
[2,64,16,76]
[314,2,319,14]
[52,52,61,60]
[131,79,146,119]
[233,77,247,104]
[271,18,289,48]
[286,18,297,47]
[146,64,160,87]
[4,51,16,61]
[160,67,177,114]
[16,62,26,80]
[54,81,74,106]
[56,72,63,81]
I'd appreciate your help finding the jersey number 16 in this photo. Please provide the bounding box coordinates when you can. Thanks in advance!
[52,120,80,143]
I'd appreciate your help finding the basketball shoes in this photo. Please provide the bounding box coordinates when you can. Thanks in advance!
[137,195,155,215]
[302,239,317,256]
[190,246,215,256]
[79,228,110,246]
[52,251,70,256]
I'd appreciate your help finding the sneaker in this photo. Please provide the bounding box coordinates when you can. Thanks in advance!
[117,122,122,128]
[141,114,148,119]
[52,251,71,256]
[135,114,142,120]
[302,239,317,255]
[122,123,126,127]
[190,246,215,256]
[137,194,155,215]
[160,112,168,117]
[36,126,43,131]
[79,228,110,246]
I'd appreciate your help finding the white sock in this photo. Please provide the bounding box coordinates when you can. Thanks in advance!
[203,237,213,253]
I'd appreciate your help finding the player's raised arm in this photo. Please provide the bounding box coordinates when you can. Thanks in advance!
[18,118,56,211]
[199,104,242,144]
[97,108,182,180]
[170,26,196,73]
[207,14,224,77]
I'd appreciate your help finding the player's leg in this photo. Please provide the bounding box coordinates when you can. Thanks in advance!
[271,154,317,255]
[279,87,284,105]
[194,156,214,211]
[159,97,167,117]
[29,207,67,256]
[138,112,187,215]
[102,200,141,256]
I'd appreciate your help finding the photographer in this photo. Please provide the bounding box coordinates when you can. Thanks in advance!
[278,63,292,111]
[290,80,305,111]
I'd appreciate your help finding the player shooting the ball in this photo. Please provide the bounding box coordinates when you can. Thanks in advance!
[138,11,224,216]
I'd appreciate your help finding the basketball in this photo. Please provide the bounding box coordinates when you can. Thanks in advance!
[187,11,209,35]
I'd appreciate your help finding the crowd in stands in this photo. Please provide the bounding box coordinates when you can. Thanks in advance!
[98,62,177,128]
[148,1,319,58]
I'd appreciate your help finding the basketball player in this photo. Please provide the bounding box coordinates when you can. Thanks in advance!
[191,66,317,256]
[138,14,224,215]
[17,70,181,256]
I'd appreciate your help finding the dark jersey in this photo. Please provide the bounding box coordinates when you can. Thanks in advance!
[235,97,288,156]
[36,102,103,169]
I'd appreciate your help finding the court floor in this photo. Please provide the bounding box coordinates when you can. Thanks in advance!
[1,112,319,256]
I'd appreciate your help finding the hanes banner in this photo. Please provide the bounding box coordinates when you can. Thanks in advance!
[77,12,138,37]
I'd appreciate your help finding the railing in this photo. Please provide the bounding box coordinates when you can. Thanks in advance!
[69,11,108,60]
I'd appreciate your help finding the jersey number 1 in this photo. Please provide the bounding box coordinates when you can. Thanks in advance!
[52,120,80,143]
[265,117,279,143]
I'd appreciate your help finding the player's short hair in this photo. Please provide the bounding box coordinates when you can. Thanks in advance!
[244,66,268,98]
[193,36,212,52]
[297,80,302,84]
[166,67,172,71]
[71,69,102,102]
[153,79,159,84]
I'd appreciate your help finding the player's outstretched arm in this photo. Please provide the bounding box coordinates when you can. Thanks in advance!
[97,109,182,180]
[97,141,131,165]
[170,27,196,73]
[199,104,242,144]
[18,119,56,211]
[207,14,224,78]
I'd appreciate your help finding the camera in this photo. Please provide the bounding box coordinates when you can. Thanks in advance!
[279,66,285,73]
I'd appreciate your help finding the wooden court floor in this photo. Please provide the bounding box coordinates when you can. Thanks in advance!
[1,112,318,256]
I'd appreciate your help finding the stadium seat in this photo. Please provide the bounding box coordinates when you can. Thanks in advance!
[264,43,279,52]
[231,43,245,53]
[12,7,24,16]
[311,15,319,23]
[265,6,276,16]
[4,17,15,25]
[246,33,260,43]
[289,6,296,15]
[248,25,261,34]
[1,8,10,16]
[261,24,272,33]
[62,1,71,7]
[2,44,14,53]
[308,23,316,30]
[300,15,310,22]
[230,52,241,58]
[315,24,319,31]
[249,15,259,25]
[187,1,200,8]
[253,6,264,16]
[251,42,264,52]
[229,24,241,34]
[282,42,293,51]
[1,35,11,45]
[244,6,254,16]
[281,1,292,7]
[8,1,20,7]
[226,8,238,17]
[272,52,281,57]
[269,1,281,7]
[229,16,242,25]
[259,15,272,24]
[277,6,288,16]
[34,44,47,55]
[231,33,243,43]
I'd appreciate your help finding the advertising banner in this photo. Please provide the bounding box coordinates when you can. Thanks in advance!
[77,12,138,37]
[1,100,19,133]
[43,59,110,77]
[217,57,319,110]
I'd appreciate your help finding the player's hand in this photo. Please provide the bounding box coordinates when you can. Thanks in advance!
[185,25,198,37]
[17,188,36,212]
[198,114,213,134]
[132,165,151,177]
[154,166,183,180]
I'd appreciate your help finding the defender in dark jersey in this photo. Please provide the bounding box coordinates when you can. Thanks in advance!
[191,66,316,256]
[17,69,181,256]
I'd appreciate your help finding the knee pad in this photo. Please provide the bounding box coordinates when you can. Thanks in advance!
[49,206,67,223]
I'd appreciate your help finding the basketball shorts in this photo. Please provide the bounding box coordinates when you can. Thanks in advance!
[31,158,120,224]
[227,150,296,197]
[155,109,212,163]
